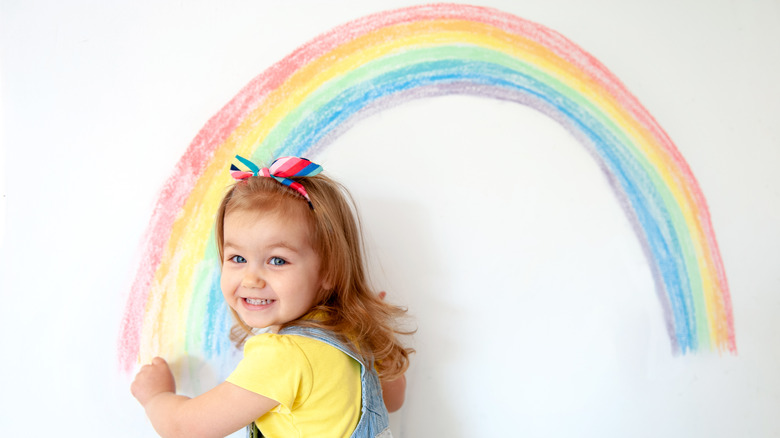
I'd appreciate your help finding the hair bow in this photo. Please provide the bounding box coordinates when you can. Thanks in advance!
[230,155,323,206]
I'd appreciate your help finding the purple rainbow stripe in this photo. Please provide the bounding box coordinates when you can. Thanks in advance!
[119,4,735,374]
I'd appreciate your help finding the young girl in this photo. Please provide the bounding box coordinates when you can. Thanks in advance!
[131,156,413,438]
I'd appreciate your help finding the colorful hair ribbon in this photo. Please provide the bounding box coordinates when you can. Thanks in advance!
[230,155,323,207]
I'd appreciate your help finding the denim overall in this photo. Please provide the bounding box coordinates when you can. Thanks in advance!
[246,326,392,438]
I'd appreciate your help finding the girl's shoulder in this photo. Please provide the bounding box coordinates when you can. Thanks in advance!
[244,331,349,361]
[260,329,364,370]
[240,333,310,367]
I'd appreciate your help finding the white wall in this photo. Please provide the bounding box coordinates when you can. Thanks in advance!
[2,1,779,436]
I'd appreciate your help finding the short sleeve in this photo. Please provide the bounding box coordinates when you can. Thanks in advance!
[226,333,313,409]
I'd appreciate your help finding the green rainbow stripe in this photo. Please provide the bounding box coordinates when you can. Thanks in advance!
[119,4,735,373]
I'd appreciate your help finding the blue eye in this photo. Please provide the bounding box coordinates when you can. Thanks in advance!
[269,257,287,266]
[230,255,247,263]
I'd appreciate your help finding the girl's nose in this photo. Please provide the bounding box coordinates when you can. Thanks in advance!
[242,273,266,289]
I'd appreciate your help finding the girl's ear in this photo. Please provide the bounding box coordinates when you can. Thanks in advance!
[319,275,335,296]
[319,265,334,291]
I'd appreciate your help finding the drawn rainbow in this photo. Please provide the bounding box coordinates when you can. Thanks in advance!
[118,3,736,372]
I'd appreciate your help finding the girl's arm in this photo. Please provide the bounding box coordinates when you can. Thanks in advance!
[381,374,406,413]
[375,291,408,413]
[131,357,278,438]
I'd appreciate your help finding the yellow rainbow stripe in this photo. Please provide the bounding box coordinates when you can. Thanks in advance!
[119,4,735,373]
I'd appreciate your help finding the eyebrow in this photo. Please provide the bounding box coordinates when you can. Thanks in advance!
[222,240,302,253]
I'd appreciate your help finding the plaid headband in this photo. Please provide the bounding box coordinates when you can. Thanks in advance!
[230,155,323,207]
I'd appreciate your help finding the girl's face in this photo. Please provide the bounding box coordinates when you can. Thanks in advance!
[220,208,323,333]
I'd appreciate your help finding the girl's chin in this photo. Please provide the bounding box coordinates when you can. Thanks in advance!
[238,317,279,332]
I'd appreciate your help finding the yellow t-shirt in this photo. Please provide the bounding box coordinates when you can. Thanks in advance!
[226,332,361,438]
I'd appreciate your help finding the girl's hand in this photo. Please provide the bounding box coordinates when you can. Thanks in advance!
[131,357,176,406]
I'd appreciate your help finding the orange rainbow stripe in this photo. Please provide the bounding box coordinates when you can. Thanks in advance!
[119,4,735,373]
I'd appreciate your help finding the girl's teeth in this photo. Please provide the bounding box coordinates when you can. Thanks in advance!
[246,298,272,305]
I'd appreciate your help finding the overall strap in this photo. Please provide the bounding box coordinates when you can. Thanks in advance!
[278,326,391,438]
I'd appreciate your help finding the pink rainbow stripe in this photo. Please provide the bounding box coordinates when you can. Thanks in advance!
[119,4,735,373]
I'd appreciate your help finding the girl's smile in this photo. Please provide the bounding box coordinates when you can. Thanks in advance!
[243,298,274,306]
[220,208,323,333]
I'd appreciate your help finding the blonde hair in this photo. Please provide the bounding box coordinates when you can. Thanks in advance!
[215,174,413,380]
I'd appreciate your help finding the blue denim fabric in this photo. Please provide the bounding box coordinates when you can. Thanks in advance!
[245,326,392,438]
